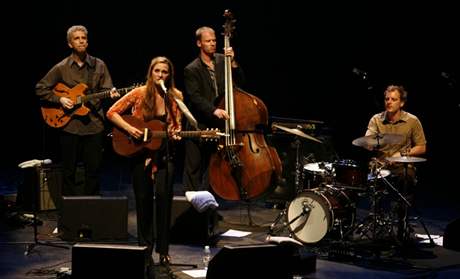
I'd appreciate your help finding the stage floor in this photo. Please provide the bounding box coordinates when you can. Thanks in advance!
[1,167,460,279]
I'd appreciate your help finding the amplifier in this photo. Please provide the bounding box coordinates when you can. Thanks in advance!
[17,164,62,211]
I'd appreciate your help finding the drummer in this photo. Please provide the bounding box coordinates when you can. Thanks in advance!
[364,84,426,242]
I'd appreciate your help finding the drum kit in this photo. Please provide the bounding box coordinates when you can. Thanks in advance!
[268,128,433,248]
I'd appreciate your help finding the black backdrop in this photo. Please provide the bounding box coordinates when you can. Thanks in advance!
[4,1,459,192]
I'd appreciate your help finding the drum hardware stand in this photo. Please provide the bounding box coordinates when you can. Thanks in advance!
[353,189,394,241]
[268,209,287,235]
[342,166,395,242]
[379,164,435,247]
[268,201,311,237]
[267,136,306,235]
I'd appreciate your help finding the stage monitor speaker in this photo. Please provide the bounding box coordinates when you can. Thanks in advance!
[444,217,460,251]
[169,196,217,245]
[59,196,128,241]
[206,244,316,279]
[72,243,148,279]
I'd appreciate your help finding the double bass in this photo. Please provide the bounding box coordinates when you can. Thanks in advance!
[209,10,282,201]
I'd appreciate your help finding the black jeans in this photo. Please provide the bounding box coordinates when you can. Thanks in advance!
[387,164,417,242]
[59,131,103,196]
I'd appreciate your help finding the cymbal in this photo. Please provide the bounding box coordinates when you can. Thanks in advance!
[272,124,322,143]
[386,156,427,163]
[352,133,404,150]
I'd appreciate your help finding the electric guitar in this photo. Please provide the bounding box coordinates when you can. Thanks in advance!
[111,115,224,157]
[41,82,140,128]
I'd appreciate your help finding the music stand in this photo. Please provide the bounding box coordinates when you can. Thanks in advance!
[24,165,69,255]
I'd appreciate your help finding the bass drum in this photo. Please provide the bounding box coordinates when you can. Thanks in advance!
[287,188,355,243]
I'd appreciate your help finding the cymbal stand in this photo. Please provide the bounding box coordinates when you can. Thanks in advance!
[268,136,304,235]
[293,137,303,194]
[379,164,435,246]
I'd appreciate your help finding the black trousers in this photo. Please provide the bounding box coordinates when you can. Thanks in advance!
[59,131,104,196]
[386,164,417,242]
[131,152,174,257]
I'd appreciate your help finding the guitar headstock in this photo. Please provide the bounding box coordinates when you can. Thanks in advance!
[202,128,226,141]
[222,9,236,39]
[115,83,144,95]
[130,82,144,90]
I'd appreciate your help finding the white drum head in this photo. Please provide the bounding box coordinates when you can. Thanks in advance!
[287,191,331,243]
[368,169,390,180]
[303,162,333,173]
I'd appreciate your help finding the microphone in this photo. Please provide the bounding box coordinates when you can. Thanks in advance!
[18,159,52,169]
[352,67,368,80]
[159,79,168,94]
[441,71,450,79]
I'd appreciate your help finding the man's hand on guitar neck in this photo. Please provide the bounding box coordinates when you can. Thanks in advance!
[59,87,119,109]
[110,87,120,99]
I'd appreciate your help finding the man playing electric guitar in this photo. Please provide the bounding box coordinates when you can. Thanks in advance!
[40,82,137,128]
[35,25,119,196]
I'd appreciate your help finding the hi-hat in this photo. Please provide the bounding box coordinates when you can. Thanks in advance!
[386,156,427,163]
[272,124,322,143]
[352,133,404,150]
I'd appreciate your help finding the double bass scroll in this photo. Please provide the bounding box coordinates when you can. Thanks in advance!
[208,10,282,201]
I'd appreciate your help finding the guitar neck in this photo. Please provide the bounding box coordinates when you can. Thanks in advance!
[81,86,135,102]
[82,89,112,102]
[150,131,211,138]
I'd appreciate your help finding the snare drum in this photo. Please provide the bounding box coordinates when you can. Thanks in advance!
[303,162,333,189]
[367,169,391,181]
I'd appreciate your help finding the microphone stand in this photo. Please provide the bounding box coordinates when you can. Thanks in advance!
[24,165,69,255]
[158,82,197,270]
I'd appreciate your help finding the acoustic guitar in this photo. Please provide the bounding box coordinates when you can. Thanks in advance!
[41,82,140,128]
[111,115,223,157]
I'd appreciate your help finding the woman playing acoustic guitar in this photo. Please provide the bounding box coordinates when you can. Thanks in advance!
[107,56,182,276]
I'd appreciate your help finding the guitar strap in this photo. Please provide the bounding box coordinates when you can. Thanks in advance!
[85,57,104,120]
[85,56,96,93]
